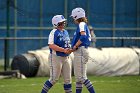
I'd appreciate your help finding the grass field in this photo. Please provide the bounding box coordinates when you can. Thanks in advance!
[0,75,140,93]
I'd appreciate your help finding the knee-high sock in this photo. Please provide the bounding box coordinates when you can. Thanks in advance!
[64,84,72,93]
[83,79,95,93]
[76,82,83,93]
[41,80,53,93]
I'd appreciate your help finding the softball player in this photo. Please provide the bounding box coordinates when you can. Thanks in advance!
[41,15,72,93]
[70,8,95,93]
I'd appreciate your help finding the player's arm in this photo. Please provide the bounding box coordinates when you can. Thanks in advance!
[49,44,65,52]
[49,44,69,54]
[73,22,87,49]
[76,31,86,46]
[72,31,86,51]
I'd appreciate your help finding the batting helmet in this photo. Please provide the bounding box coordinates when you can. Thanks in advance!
[70,7,85,20]
[52,15,67,27]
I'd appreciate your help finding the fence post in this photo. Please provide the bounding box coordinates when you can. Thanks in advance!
[4,39,9,71]
[4,0,10,71]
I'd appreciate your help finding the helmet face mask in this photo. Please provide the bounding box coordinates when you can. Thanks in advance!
[52,15,67,27]
[57,21,66,27]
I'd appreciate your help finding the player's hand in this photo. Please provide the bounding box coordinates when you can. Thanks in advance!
[64,48,72,54]
[68,49,74,53]
[71,46,78,52]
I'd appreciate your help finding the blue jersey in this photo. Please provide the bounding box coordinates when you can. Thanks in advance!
[48,29,71,57]
[71,22,91,48]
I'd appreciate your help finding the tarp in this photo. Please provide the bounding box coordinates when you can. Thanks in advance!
[28,47,140,76]
[87,47,140,76]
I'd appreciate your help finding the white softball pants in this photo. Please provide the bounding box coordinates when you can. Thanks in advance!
[48,53,72,85]
[73,46,89,83]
